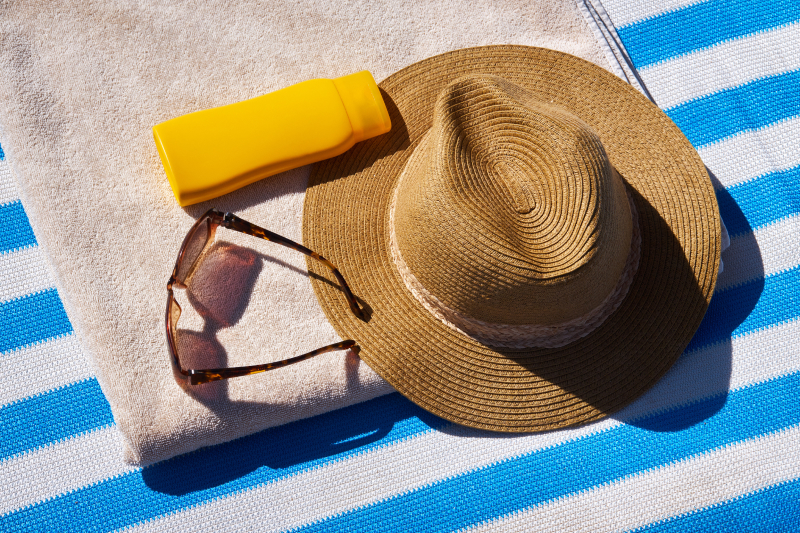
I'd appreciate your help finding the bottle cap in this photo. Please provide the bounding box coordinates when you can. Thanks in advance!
[333,71,392,143]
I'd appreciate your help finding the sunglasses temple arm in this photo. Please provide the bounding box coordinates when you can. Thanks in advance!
[186,340,357,385]
[221,213,366,320]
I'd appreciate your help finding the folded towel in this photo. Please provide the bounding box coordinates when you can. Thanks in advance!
[0,0,612,464]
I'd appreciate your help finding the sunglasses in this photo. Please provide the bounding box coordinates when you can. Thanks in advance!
[166,208,364,385]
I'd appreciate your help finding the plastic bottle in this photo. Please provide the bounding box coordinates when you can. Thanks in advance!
[153,70,391,206]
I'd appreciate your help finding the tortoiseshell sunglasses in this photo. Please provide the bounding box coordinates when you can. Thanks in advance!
[166,208,364,386]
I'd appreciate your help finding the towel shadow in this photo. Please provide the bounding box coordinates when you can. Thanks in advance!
[140,395,404,496]
[145,94,411,492]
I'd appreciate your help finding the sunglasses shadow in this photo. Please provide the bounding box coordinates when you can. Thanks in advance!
[159,239,385,491]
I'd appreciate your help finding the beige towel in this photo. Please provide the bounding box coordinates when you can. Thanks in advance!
[0,0,612,464]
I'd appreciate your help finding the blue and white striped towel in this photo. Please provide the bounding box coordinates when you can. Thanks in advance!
[2,0,799,530]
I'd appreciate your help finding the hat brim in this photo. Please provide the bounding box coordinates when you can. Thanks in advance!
[303,46,720,432]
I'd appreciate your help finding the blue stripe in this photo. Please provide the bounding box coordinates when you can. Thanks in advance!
[3,373,798,532]
[0,143,4,160]
[666,69,800,147]
[718,165,800,237]
[0,378,113,459]
[293,373,800,533]
[0,289,73,354]
[0,201,37,253]
[685,265,800,353]
[618,0,800,68]
[0,392,446,532]
[634,477,800,532]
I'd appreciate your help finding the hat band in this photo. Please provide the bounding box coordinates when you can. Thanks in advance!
[389,178,641,350]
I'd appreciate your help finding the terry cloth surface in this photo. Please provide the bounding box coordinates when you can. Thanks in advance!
[2,1,799,531]
[0,1,612,465]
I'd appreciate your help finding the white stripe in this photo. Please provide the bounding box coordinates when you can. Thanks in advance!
[641,22,800,110]
[118,321,800,533]
[697,116,800,188]
[601,0,703,28]
[0,335,93,407]
[0,426,135,516]
[0,246,53,303]
[717,215,800,291]
[0,159,18,206]
[466,426,800,532]
[122,419,623,533]
[625,318,800,423]
[725,320,800,390]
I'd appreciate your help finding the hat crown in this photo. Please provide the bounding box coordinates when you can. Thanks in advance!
[392,75,633,326]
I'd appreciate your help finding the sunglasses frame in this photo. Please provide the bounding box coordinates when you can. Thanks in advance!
[166,208,363,385]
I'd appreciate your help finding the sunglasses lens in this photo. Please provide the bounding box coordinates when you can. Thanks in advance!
[167,296,188,383]
[176,219,210,282]
[169,297,182,335]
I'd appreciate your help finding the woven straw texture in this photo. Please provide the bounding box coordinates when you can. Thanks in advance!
[304,46,721,432]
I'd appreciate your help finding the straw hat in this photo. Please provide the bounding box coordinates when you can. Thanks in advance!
[303,45,720,432]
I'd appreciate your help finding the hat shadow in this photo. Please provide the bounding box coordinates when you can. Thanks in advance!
[611,168,763,431]
[479,176,759,434]
[432,169,761,437]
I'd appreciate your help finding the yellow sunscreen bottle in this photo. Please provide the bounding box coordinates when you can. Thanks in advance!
[153,70,391,206]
